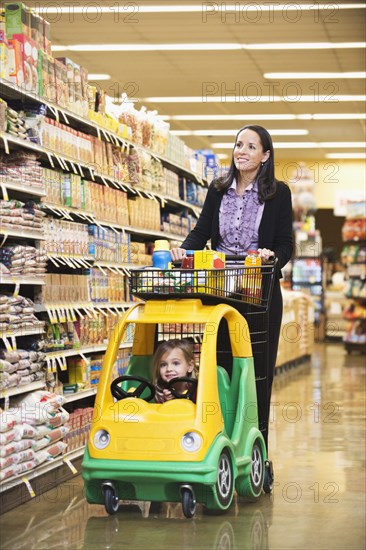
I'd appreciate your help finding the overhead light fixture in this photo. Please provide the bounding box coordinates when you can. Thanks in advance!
[144,95,366,103]
[87,74,111,80]
[51,42,365,53]
[36,4,366,13]
[211,142,366,149]
[326,153,366,159]
[264,72,366,79]
[171,129,309,136]
[164,114,366,121]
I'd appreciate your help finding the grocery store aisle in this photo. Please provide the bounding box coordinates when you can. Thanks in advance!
[0,343,365,550]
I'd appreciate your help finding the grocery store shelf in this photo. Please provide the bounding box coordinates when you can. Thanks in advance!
[94,301,135,310]
[95,218,184,241]
[0,78,207,187]
[0,276,46,285]
[0,325,45,338]
[64,387,97,403]
[0,380,46,399]
[0,180,46,197]
[0,447,85,494]
[0,225,45,241]
[45,342,132,361]
[35,302,135,313]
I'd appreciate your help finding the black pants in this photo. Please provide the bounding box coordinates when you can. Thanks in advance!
[216,280,283,451]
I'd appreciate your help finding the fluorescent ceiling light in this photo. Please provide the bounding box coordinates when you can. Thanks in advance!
[36,4,366,13]
[144,95,366,103]
[171,129,309,136]
[326,153,366,159]
[212,142,366,149]
[264,72,366,79]
[51,42,365,53]
[87,74,111,80]
[164,114,366,121]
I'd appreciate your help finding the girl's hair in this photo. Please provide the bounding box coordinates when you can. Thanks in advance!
[214,124,277,202]
[153,338,196,383]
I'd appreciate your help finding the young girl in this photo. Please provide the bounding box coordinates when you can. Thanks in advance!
[153,339,197,403]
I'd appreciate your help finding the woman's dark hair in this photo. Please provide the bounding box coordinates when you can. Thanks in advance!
[214,125,277,202]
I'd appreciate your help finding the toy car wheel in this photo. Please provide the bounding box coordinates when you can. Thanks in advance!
[250,440,264,497]
[263,460,274,494]
[104,486,119,515]
[181,488,196,518]
[216,450,234,508]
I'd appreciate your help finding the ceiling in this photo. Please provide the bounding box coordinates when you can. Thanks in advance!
[27,1,366,161]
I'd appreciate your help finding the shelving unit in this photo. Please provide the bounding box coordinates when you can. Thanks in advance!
[341,203,366,354]
[0,70,208,508]
[291,256,324,329]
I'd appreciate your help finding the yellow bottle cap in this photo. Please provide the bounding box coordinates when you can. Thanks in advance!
[154,239,170,251]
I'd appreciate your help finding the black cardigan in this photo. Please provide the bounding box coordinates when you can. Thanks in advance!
[181,180,293,273]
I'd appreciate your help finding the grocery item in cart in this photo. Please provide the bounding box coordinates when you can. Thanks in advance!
[243,251,262,304]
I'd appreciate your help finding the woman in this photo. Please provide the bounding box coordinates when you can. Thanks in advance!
[171,125,293,452]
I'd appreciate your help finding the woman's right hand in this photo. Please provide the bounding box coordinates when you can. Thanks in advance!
[170,247,186,261]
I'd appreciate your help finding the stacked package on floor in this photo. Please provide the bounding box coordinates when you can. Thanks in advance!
[0,391,69,481]
[0,294,44,336]
[0,348,46,391]
[0,245,47,277]
[0,199,46,233]
[0,151,44,190]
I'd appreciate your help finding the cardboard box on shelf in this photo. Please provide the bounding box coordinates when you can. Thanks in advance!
[7,38,23,87]
[12,34,38,93]
[5,2,31,39]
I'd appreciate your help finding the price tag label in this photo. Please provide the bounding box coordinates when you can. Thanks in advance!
[2,134,10,155]
[1,185,9,201]
[59,308,67,323]
[46,152,55,168]
[63,458,78,475]
[2,336,13,352]
[13,283,20,299]
[22,476,36,498]
[11,336,17,351]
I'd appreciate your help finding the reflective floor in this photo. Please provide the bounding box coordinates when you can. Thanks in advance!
[0,343,365,550]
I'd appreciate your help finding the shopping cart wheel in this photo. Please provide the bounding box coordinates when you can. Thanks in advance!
[263,460,274,494]
[103,483,119,515]
[181,485,196,518]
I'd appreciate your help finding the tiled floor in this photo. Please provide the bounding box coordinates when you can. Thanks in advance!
[0,343,365,550]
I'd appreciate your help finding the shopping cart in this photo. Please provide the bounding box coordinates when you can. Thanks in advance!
[82,255,277,517]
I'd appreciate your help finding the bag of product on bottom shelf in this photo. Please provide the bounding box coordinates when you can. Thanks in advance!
[0,390,70,481]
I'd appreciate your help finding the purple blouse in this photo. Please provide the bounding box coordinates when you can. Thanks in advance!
[217,179,264,255]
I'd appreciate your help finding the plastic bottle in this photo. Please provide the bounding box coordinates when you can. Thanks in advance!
[244,250,262,304]
[152,240,172,269]
[181,250,195,269]
[181,250,195,292]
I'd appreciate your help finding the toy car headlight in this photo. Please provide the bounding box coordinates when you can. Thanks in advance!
[181,432,202,452]
[93,429,110,450]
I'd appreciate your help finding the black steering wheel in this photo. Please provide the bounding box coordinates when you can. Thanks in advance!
[111,375,155,402]
[167,377,198,401]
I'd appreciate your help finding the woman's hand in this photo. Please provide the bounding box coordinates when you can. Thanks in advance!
[170,247,186,261]
[257,248,275,262]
